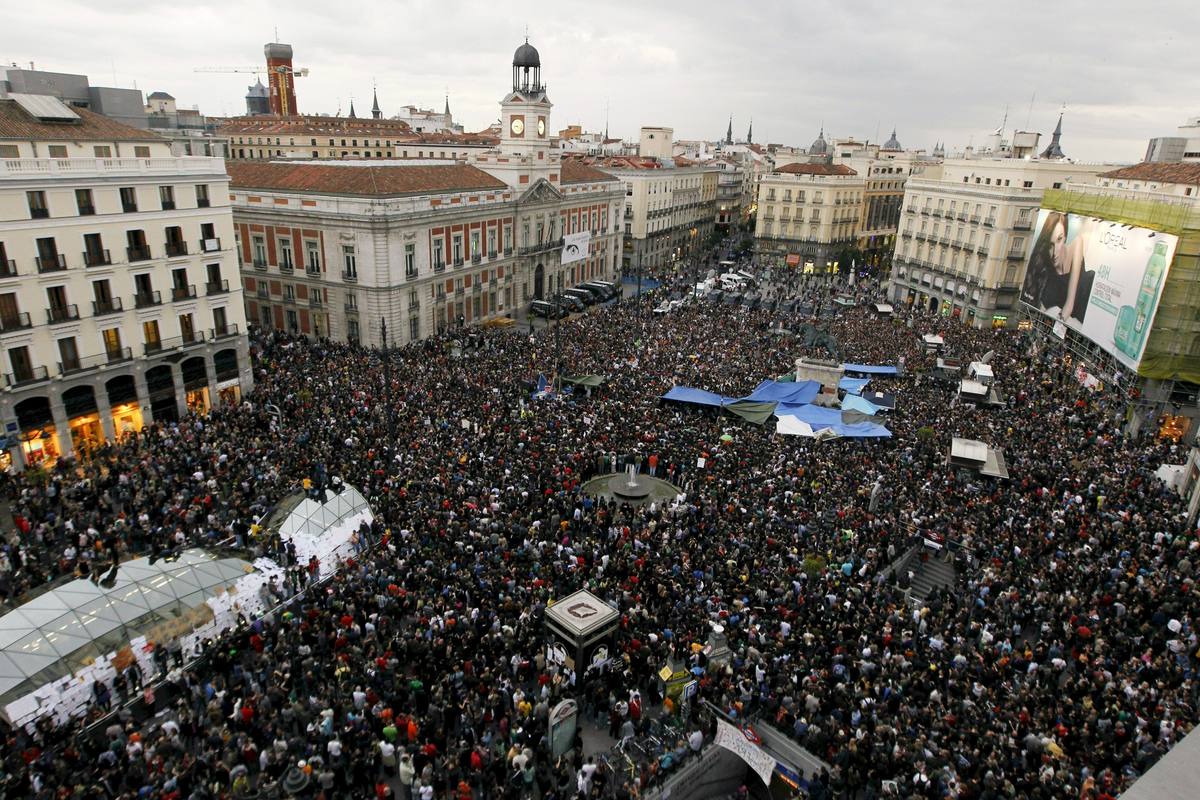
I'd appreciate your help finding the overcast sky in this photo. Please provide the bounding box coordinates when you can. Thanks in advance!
[6,0,1196,163]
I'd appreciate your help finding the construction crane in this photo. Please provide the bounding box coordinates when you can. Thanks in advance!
[194,65,309,116]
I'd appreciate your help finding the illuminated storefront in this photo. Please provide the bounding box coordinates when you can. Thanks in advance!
[215,379,242,407]
[186,388,211,415]
[21,428,59,465]
[991,315,1008,329]
[110,402,143,437]
[68,413,103,455]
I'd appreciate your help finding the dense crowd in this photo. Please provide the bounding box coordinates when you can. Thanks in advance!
[0,239,1196,800]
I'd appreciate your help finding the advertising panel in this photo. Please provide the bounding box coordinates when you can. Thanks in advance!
[1021,208,1179,369]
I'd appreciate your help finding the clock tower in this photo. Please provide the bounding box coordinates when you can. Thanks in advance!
[500,39,552,158]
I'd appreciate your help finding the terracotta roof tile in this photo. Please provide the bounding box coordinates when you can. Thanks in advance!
[227,161,507,197]
[775,162,858,176]
[559,159,617,184]
[0,99,161,142]
[1099,162,1200,187]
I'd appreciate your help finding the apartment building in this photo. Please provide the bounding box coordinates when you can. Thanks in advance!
[218,116,497,162]
[889,157,1103,327]
[0,94,250,468]
[754,163,864,269]
[230,40,624,344]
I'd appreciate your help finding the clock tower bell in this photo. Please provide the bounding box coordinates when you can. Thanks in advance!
[500,38,552,155]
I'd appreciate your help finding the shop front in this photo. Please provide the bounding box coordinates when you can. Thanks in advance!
[145,365,179,424]
[182,356,211,416]
[991,314,1008,329]
[105,373,143,438]
[215,378,242,408]
[14,396,58,467]
[63,386,104,457]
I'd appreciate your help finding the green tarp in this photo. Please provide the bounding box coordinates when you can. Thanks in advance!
[562,374,608,388]
[721,400,779,426]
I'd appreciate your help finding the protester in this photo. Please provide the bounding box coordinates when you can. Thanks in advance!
[0,233,1195,800]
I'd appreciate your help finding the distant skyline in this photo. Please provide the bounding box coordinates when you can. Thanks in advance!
[5,0,1197,162]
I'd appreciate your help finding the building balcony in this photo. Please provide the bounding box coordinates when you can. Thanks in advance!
[83,249,112,267]
[983,218,995,228]
[199,238,222,253]
[518,238,564,256]
[341,270,358,283]
[127,246,152,262]
[0,312,31,333]
[1013,220,1032,231]
[145,331,207,355]
[433,259,446,272]
[197,198,211,208]
[0,260,16,278]
[77,204,95,216]
[503,247,513,256]
[488,250,498,260]
[58,347,133,376]
[210,323,239,340]
[344,303,358,314]
[171,284,197,302]
[36,253,67,273]
[1005,250,1024,261]
[252,259,267,271]
[453,257,464,267]
[278,262,294,274]
[282,294,296,305]
[970,215,980,223]
[256,286,269,299]
[29,207,49,219]
[308,294,324,308]
[0,156,229,180]
[471,253,482,265]
[122,201,138,213]
[206,280,229,295]
[4,366,49,388]
[160,200,176,211]
[134,290,162,308]
[92,298,123,316]
[46,304,79,324]
[164,241,189,257]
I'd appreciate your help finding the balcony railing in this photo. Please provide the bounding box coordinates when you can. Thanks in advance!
[341,271,358,283]
[59,347,133,375]
[433,260,446,272]
[122,201,138,213]
[256,286,268,299]
[1005,250,1024,261]
[36,253,67,273]
[78,204,95,216]
[197,198,211,208]
[134,290,162,308]
[210,323,239,339]
[30,207,49,219]
[406,270,418,282]
[1013,220,1032,231]
[145,331,206,355]
[0,260,16,278]
[171,284,197,301]
[471,253,482,265]
[282,294,296,305]
[252,259,267,271]
[160,200,176,211]
[983,218,995,228]
[453,257,464,267]
[279,262,294,274]
[0,312,31,332]
[5,366,49,387]
[503,247,513,256]
[199,238,222,253]
[488,250,498,260]
[206,280,229,295]
[83,249,112,267]
[309,295,324,308]
[970,214,980,223]
[518,238,564,256]
[127,246,152,262]
[344,303,358,314]
[0,157,228,179]
[46,304,79,324]
[92,298,123,316]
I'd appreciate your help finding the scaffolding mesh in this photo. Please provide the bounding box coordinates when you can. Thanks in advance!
[1041,188,1200,383]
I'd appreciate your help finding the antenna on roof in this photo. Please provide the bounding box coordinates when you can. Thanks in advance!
[1026,92,1036,129]
[274,26,279,41]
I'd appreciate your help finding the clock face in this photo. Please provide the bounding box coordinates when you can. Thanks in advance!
[537,118,546,136]
[510,117,524,135]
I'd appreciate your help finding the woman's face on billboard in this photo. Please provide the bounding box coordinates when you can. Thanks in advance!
[1050,220,1068,274]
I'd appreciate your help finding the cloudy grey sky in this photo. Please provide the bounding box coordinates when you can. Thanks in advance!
[6,0,1196,162]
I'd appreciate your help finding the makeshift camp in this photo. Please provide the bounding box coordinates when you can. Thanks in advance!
[842,363,899,376]
[838,377,870,394]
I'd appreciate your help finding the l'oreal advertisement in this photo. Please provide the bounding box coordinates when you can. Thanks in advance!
[1021,209,1179,369]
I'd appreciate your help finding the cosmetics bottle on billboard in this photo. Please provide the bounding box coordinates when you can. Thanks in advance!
[1114,306,1136,357]
[1116,241,1169,359]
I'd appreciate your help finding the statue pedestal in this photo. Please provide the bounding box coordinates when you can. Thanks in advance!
[706,624,732,669]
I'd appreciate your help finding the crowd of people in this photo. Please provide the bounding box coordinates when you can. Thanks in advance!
[0,236,1196,800]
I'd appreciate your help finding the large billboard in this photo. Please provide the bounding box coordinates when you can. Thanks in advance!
[1021,209,1179,369]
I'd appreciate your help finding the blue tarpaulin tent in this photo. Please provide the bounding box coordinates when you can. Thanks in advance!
[841,394,882,416]
[842,363,899,376]
[740,379,821,406]
[775,403,892,438]
[838,377,870,394]
[661,386,728,407]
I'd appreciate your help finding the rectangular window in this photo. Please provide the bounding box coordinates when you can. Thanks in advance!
[75,189,95,216]
[27,191,48,219]
[487,228,496,255]
[278,238,293,269]
[0,145,18,158]
[305,241,321,272]
[179,313,196,342]
[132,145,150,158]
[102,328,122,356]
[252,236,267,266]
[159,186,175,210]
[433,238,444,268]
[470,231,481,258]
[213,307,228,336]
[143,320,161,350]
[58,337,80,372]
[94,145,113,158]
[195,184,210,208]
[453,235,463,264]
[120,187,138,213]
[410,316,419,342]
[405,244,416,278]
[342,245,357,276]
[48,145,67,158]
[503,224,512,251]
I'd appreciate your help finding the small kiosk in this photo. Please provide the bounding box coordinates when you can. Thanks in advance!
[546,590,620,672]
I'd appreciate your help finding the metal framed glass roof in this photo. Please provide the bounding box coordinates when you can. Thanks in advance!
[0,548,254,706]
